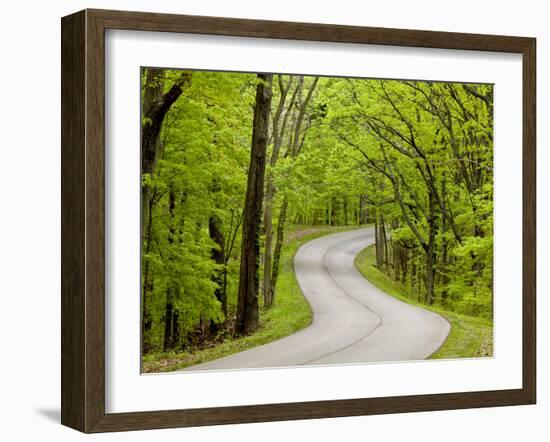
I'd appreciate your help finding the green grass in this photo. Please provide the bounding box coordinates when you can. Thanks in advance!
[355,245,493,359]
[142,224,357,373]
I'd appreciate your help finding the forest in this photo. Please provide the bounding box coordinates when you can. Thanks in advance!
[140,68,494,371]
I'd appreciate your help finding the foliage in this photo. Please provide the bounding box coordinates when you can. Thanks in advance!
[140,68,494,368]
[142,70,255,351]
[321,78,494,317]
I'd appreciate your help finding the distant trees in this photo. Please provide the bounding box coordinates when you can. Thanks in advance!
[140,68,494,357]
[324,79,493,317]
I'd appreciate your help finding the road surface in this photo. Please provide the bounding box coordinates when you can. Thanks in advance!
[183,227,450,371]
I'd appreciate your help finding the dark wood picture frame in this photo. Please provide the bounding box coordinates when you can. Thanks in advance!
[61,8,536,433]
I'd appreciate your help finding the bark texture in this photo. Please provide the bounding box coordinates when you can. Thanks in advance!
[235,74,273,335]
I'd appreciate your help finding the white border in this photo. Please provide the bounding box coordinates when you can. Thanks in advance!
[105,29,523,413]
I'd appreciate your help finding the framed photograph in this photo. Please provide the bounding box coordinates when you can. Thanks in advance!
[61,9,536,433]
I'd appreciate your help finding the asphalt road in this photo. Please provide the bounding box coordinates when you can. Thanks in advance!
[183,227,450,371]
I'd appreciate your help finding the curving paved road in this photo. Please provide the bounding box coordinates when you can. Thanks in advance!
[183,227,450,371]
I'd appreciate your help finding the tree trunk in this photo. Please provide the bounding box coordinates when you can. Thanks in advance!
[393,241,401,282]
[235,74,273,335]
[425,192,437,305]
[401,248,408,284]
[440,174,449,304]
[141,188,155,354]
[163,188,180,350]
[163,287,180,351]
[270,197,288,304]
[381,217,388,268]
[142,71,192,179]
[413,259,418,295]
[375,213,385,268]
[425,249,435,305]
[374,214,382,268]
[209,215,226,335]
[263,191,275,307]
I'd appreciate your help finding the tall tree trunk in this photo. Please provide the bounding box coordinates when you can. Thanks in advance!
[270,197,288,303]
[425,192,437,305]
[163,288,180,351]
[262,176,277,308]
[400,248,409,284]
[381,216,388,268]
[209,215,226,335]
[262,192,275,307]
[374,213,382,269]
[393,241,401,282]
[440,174,449,304]
[425,249,435,305]
[163,188,180,350]
[235,73,273,335]
[390,219,400,281]
[141,187,156,354]
[412,268,418,299]
[375,213,385,268]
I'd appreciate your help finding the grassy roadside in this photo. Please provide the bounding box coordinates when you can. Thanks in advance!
[142,224,356,373]
[355,245,493,359]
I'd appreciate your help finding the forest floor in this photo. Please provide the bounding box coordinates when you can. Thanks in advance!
[355,246,493,359]
[142,224,357,373]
